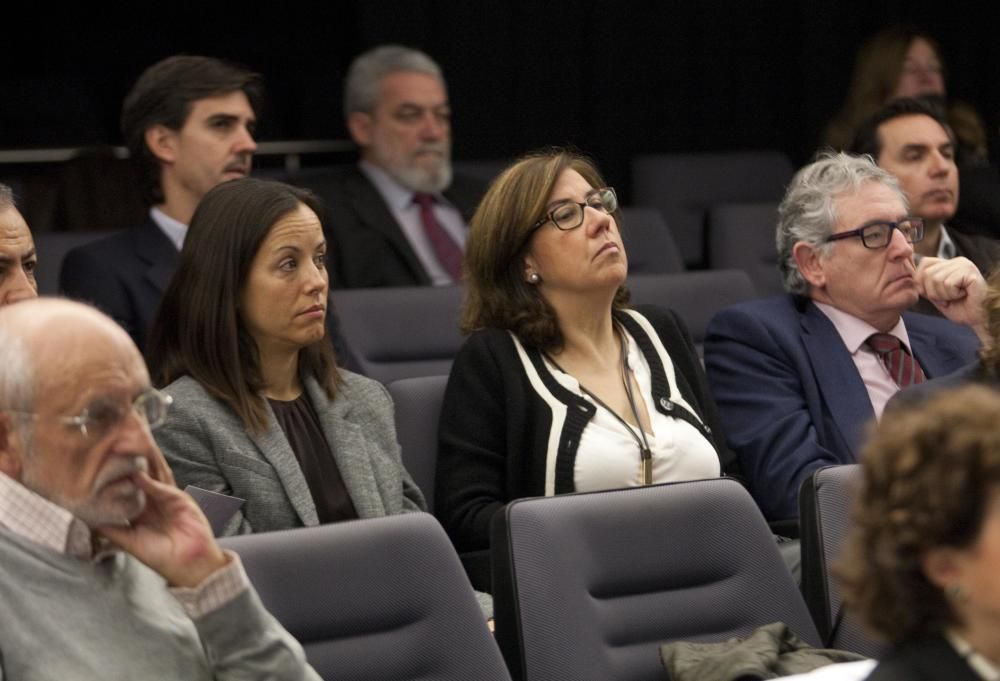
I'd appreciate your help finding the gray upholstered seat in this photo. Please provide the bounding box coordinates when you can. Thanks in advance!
[35,229,116,295]
[799,464,885,658]
[618,206,685,274]
[631,150,793,268]
[626,269,757,355]
[386,375,449,511]
[332,285,464,384]
[707,200,784,297]
[220,513,511,681]
[491,477,821,681]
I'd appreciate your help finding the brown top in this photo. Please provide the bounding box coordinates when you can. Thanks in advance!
[268,393,358,524]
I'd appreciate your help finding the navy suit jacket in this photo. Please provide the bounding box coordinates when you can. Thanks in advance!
[704,295,979,521]
[59,216,176,352]
[298,165,486,289]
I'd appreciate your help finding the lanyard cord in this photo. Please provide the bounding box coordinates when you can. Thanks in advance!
[544,325,654,483]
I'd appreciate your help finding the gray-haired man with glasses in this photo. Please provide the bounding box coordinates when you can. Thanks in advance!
[703,152,988,525]
[0,298,320,680]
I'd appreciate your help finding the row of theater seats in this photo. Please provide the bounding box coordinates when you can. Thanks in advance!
[335,270,759,385]
[29,149,795,298]
[216,466,872,681]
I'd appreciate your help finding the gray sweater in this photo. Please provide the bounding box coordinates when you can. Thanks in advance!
[0,528,320,681]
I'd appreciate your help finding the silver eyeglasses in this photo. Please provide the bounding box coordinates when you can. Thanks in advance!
[530,187,619,233]
[825,217,925,250]
[4,388,173,440]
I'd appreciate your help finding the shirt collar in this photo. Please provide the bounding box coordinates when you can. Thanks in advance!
[813,301,913,355]
[149,206,187,251]
[938,224,958,260]
[359,160,450,211]
[0,471,112,561]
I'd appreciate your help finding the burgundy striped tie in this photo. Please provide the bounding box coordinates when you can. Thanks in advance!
[413,193,463,282]
[867,333,926,388]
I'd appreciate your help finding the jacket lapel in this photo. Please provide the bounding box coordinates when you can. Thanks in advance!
[133,217,180,294]
[800,302,874,460]
[305,376,387,518]
[905,313,970,378]
[346,170,431,285]
[246,405,320,527]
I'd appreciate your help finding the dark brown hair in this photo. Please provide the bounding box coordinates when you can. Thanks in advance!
[147,177,338,431]
[978,266,1000,374]
[461,148,629,351]
[121,55,263,206]
[839,385,1000,643]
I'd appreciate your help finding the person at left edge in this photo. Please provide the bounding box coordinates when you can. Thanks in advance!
[0,298,320,680]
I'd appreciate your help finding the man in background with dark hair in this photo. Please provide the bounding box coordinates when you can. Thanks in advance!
[851,97,1000,284]
[0,183,38,307]
[59,56,260,351]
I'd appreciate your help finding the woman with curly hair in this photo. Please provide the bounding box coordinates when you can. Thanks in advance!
[840,384,1000,679]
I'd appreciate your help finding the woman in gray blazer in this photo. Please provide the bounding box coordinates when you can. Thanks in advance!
[147,178,425,535]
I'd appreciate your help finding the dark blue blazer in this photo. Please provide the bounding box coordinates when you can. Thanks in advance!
[59,216,177,352]
[704,295,979,521]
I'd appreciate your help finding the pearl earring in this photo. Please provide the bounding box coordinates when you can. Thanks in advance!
[528,272,541,284]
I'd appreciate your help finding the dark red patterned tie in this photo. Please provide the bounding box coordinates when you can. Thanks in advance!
[413,193,463,282]
[867,333,926,388]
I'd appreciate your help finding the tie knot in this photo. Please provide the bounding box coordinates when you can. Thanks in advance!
[413,192,435,208]
[867,333,903,355]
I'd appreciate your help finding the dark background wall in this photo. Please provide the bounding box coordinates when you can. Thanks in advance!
[3,1,998,225]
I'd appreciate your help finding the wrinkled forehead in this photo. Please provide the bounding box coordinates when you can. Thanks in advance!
[32,319,148,406]
[0,207,32,246]
[832,180,908,225]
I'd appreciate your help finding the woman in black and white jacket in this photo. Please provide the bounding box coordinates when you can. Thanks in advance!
[435,149,738,591]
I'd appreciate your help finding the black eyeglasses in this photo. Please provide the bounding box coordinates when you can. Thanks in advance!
[5,388,173,440]
[825,217,925,249]
[530,187,619,233]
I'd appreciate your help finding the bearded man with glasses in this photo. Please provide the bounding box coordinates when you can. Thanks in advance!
[704,152,988,527]
[0,298,320,680]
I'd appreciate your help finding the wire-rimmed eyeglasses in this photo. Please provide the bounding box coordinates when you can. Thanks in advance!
[825,217,925,249]
[4,388,173,440]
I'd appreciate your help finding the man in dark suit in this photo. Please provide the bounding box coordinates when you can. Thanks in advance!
[59,56,260,351]
[851,97,1000,287]
[704,152,987,523]
[0,183,38,306]
[313,45,485,289]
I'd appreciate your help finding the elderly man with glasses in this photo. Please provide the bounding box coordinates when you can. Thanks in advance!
[703,152,987,526]
[0,298,320,680]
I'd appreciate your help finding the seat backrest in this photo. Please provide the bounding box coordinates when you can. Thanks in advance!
[707,200,784,297]
[220,513,512,681]
[618,206,685,274]
[386,375,449,511]
[35,229,117,295]
[626,270,757,353]
[492,478,820,681]
[333,285,464,384]
[799,464,885,658]
[631,151,793,267]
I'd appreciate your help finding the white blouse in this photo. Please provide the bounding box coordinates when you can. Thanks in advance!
[544,328,721,493]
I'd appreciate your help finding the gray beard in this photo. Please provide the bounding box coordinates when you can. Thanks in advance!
[388,159,453,194]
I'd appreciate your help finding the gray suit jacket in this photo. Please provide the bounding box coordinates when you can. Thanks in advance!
[156,371,426,535]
